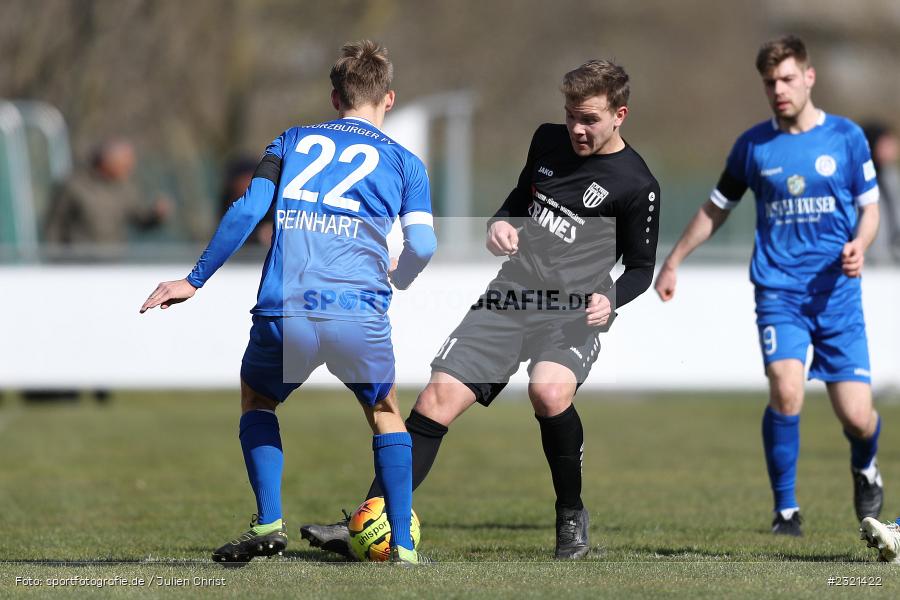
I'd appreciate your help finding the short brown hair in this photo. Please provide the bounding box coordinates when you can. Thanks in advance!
[756,35,809,74]
[561,60,630,110]
[330,40,393,109]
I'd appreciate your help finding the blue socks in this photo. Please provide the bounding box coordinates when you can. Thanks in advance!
[845,416,881,470]
[373,432,414,551]
[239,410,283,525]
[238,408,413,549]
[762,406,800,512]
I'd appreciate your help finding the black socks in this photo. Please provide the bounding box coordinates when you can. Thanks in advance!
[366,409,449,499]
[364,404,583,513]
[536,404,584,511]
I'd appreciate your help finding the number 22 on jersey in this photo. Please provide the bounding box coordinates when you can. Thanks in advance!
[282,134,379,213]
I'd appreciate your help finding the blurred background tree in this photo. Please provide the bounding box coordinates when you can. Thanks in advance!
[1,0,899,247]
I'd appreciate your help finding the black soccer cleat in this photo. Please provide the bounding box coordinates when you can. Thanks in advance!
[555,507,590,559]
[299,510,356,560]
[212,515,287,565]
[852,462,884,521]
[771,511,803,537]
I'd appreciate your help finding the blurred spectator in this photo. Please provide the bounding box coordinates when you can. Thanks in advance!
[44,139,172,257]
[862,122,900,263]
[220,157,273,247]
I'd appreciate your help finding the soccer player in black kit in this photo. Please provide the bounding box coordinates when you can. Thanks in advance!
[301,59,660,560]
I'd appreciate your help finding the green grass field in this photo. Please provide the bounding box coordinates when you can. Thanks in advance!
[1,390,898,598]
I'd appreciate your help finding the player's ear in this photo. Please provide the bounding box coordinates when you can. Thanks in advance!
[614,105,628,128]
[331,89,342,111]
[804,66,816,89]
[383,90,396,113]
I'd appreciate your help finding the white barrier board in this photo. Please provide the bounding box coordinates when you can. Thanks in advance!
[1,264,897,391]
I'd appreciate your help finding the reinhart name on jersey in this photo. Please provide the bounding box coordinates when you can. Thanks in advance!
[276,209,362,238]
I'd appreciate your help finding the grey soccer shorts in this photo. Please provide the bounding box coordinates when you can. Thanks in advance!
[430,300,604,406]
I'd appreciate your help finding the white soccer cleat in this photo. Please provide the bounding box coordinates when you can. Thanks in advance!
[859,517,900,564]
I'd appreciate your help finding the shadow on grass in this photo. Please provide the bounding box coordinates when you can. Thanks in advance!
[427,522,549,531]
[778,551,866,563]
[630,546,866,563]
[0,558,208,565]
[280,549,357,563]
[180,547,355,564]
[632,546,733,560]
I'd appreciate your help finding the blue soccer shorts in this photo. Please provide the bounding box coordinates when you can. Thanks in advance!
[754,285,871,384]
[240,315,395,406]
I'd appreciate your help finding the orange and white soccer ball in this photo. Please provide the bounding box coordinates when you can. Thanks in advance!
[347,496,421,561]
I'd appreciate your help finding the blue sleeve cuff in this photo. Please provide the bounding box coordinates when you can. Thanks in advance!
[391,224,437,290]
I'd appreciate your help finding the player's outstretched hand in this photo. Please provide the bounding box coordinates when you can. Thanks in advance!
[654,265,677,302]
[486,221,519,256]
[841,240,865,277]
[586,293,611,327]
[139,279,197,313]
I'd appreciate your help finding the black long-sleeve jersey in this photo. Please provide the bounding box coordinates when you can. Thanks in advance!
[487,123,661,309]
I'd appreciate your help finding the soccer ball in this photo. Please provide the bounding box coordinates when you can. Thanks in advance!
[347,496,420,561]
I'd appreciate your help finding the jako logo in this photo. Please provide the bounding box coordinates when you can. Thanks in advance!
[538,165,554,177]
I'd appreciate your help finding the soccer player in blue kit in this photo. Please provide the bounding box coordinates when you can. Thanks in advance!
[655,36,883,536]
[139,40,436,564]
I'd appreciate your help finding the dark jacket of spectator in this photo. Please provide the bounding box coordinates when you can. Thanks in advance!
[44,140,170,248]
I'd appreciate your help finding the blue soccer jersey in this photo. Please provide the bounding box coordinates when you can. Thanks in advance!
[711,111,879,294]
[187,116,435,320]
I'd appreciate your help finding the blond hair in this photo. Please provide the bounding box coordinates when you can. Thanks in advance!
[561,60,630,109]
[330,40,393,109]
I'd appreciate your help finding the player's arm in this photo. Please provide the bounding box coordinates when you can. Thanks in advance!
[390,156,437,290]
[655,162,746,301]
[486,125,545,256]
[843,200,880,278]
[588,181,662,327]
[486,177,526,256]
[390,218,437,290]
[587,265,656,329]
[842,127,882,278]
[654,201,730,302]
[139,150,282,313]
[659,199,731,269]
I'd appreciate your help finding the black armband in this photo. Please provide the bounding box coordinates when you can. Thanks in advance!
[714,169,747,204]
[253,153,282,185]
